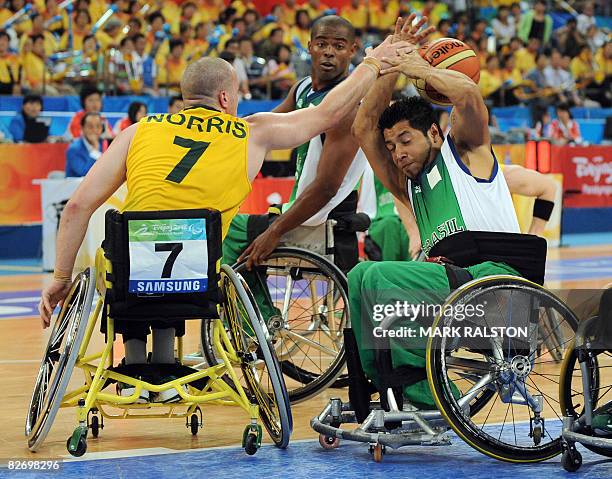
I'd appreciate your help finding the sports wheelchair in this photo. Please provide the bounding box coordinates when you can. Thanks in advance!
[198,212,371,403]
[312,232,580,463]
[26,209,292,457]
[559,288,612,471]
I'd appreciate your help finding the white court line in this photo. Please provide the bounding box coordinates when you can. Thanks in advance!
[60,438,317,462]
[0,297,41,303]
[0,359,39,364]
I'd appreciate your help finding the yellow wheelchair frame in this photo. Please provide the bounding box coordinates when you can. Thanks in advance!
[26,249,292,457]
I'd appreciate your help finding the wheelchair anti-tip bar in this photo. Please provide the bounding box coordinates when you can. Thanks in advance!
[311,399,452,450]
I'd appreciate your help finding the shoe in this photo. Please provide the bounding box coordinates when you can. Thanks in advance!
[117,381,149,404]
[154,376,188,403]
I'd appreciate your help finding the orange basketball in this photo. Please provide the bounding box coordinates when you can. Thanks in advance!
[413,38,481,107]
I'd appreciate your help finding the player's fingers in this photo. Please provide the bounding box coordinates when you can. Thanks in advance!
[412,16,428,34]
[393,17,404,39]
[416,25,436,41]
[401,13,416,34]
[380,65,402,75]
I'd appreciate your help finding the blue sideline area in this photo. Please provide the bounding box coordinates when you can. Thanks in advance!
[0,97,283,137]
[3,430,611,479]
[0,96,609,143]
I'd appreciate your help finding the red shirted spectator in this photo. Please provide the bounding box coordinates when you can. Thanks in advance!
[68,87,114,140]
[549,104,583,145]
[115,101,148,134]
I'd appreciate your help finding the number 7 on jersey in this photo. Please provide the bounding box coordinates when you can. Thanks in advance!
[166,136,210,183]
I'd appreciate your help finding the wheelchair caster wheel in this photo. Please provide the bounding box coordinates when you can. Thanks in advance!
[369,443,385,463]
[66,436,87,457]
[242,424,262,455]
[190,414,199,436]
[90,416,100,438]
[244,434,259,455]
[532,426,542,446]
[318,434,340,449]
[562,449,582,472]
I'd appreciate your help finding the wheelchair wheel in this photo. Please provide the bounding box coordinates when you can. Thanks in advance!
[206,248,349,403]
[219,264,292,448]
[427,276,579,462]
[559,344,612,458]
[25,268,96,451]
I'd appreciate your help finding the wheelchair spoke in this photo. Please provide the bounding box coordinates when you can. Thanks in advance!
[280,329,338,356]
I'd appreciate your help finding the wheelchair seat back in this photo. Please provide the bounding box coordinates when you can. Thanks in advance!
[103,208,222,322]
[428,230,548,285]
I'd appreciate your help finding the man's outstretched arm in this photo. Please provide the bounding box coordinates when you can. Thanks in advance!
[503,165,558,236]
[245,36,414,176]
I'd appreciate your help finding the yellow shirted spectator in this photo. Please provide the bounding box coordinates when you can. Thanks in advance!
[304,0,329,20]
[229,0,256,17]
[371,0,399,32]
[340,0,368,31]
[59,9,91,51]
[0,30,20,94]
[10,0,32,37]
[0,1,12,26]
[281,0,299,26]
[595,43,611,78]
[515,47,536,73]
[290,10,311,50]
[479,55,503,99]
[88,0,109,26]
[197,0,224,22]
[157,38,186,96]
[42,0,68,35]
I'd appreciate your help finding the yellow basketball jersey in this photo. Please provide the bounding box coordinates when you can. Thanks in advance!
[122,106,251,239]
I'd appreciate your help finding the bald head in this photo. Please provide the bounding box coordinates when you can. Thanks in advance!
[180,57,236,101]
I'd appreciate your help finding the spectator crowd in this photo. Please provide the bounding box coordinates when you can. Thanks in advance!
[0,0,609,168]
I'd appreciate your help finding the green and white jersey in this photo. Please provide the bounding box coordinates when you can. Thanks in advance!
[358,162,397,220]
[408,134,519,255]
[281,76,367,226]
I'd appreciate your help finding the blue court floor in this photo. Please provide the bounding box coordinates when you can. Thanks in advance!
[4,428,611,479]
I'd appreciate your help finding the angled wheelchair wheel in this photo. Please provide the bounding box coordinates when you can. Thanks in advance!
[559,344,612,458]
[427,276,579,463]
[208,248,349,403]
[219,264,292,448]
[25,268,96,451]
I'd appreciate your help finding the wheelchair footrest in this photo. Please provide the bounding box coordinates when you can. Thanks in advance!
[106,363,209,391]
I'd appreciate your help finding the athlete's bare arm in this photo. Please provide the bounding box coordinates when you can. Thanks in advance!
[239,110,360,266]
[393,195,422,259]
[245,37,413,181]
[352,72,407,203]
[381,46,492,179]
[503,164,558,236]
[39,125,136,326]
[271,81,299,113]
[353,15,434,206]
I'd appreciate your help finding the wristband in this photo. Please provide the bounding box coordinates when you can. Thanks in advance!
[53,269,73,284]
[533,198,554,221]
[362,57,381,76]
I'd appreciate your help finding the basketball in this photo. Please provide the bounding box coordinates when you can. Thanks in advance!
[413,38,481,107]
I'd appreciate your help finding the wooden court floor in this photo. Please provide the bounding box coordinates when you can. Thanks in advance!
[1,244,611,460]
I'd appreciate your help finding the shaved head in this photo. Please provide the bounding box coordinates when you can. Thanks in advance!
[311,15,355,42]
[180,57,236,101]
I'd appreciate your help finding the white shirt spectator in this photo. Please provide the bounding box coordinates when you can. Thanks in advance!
[492,17,516,45]
[544,65,575,91]
[577,13,596,35]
